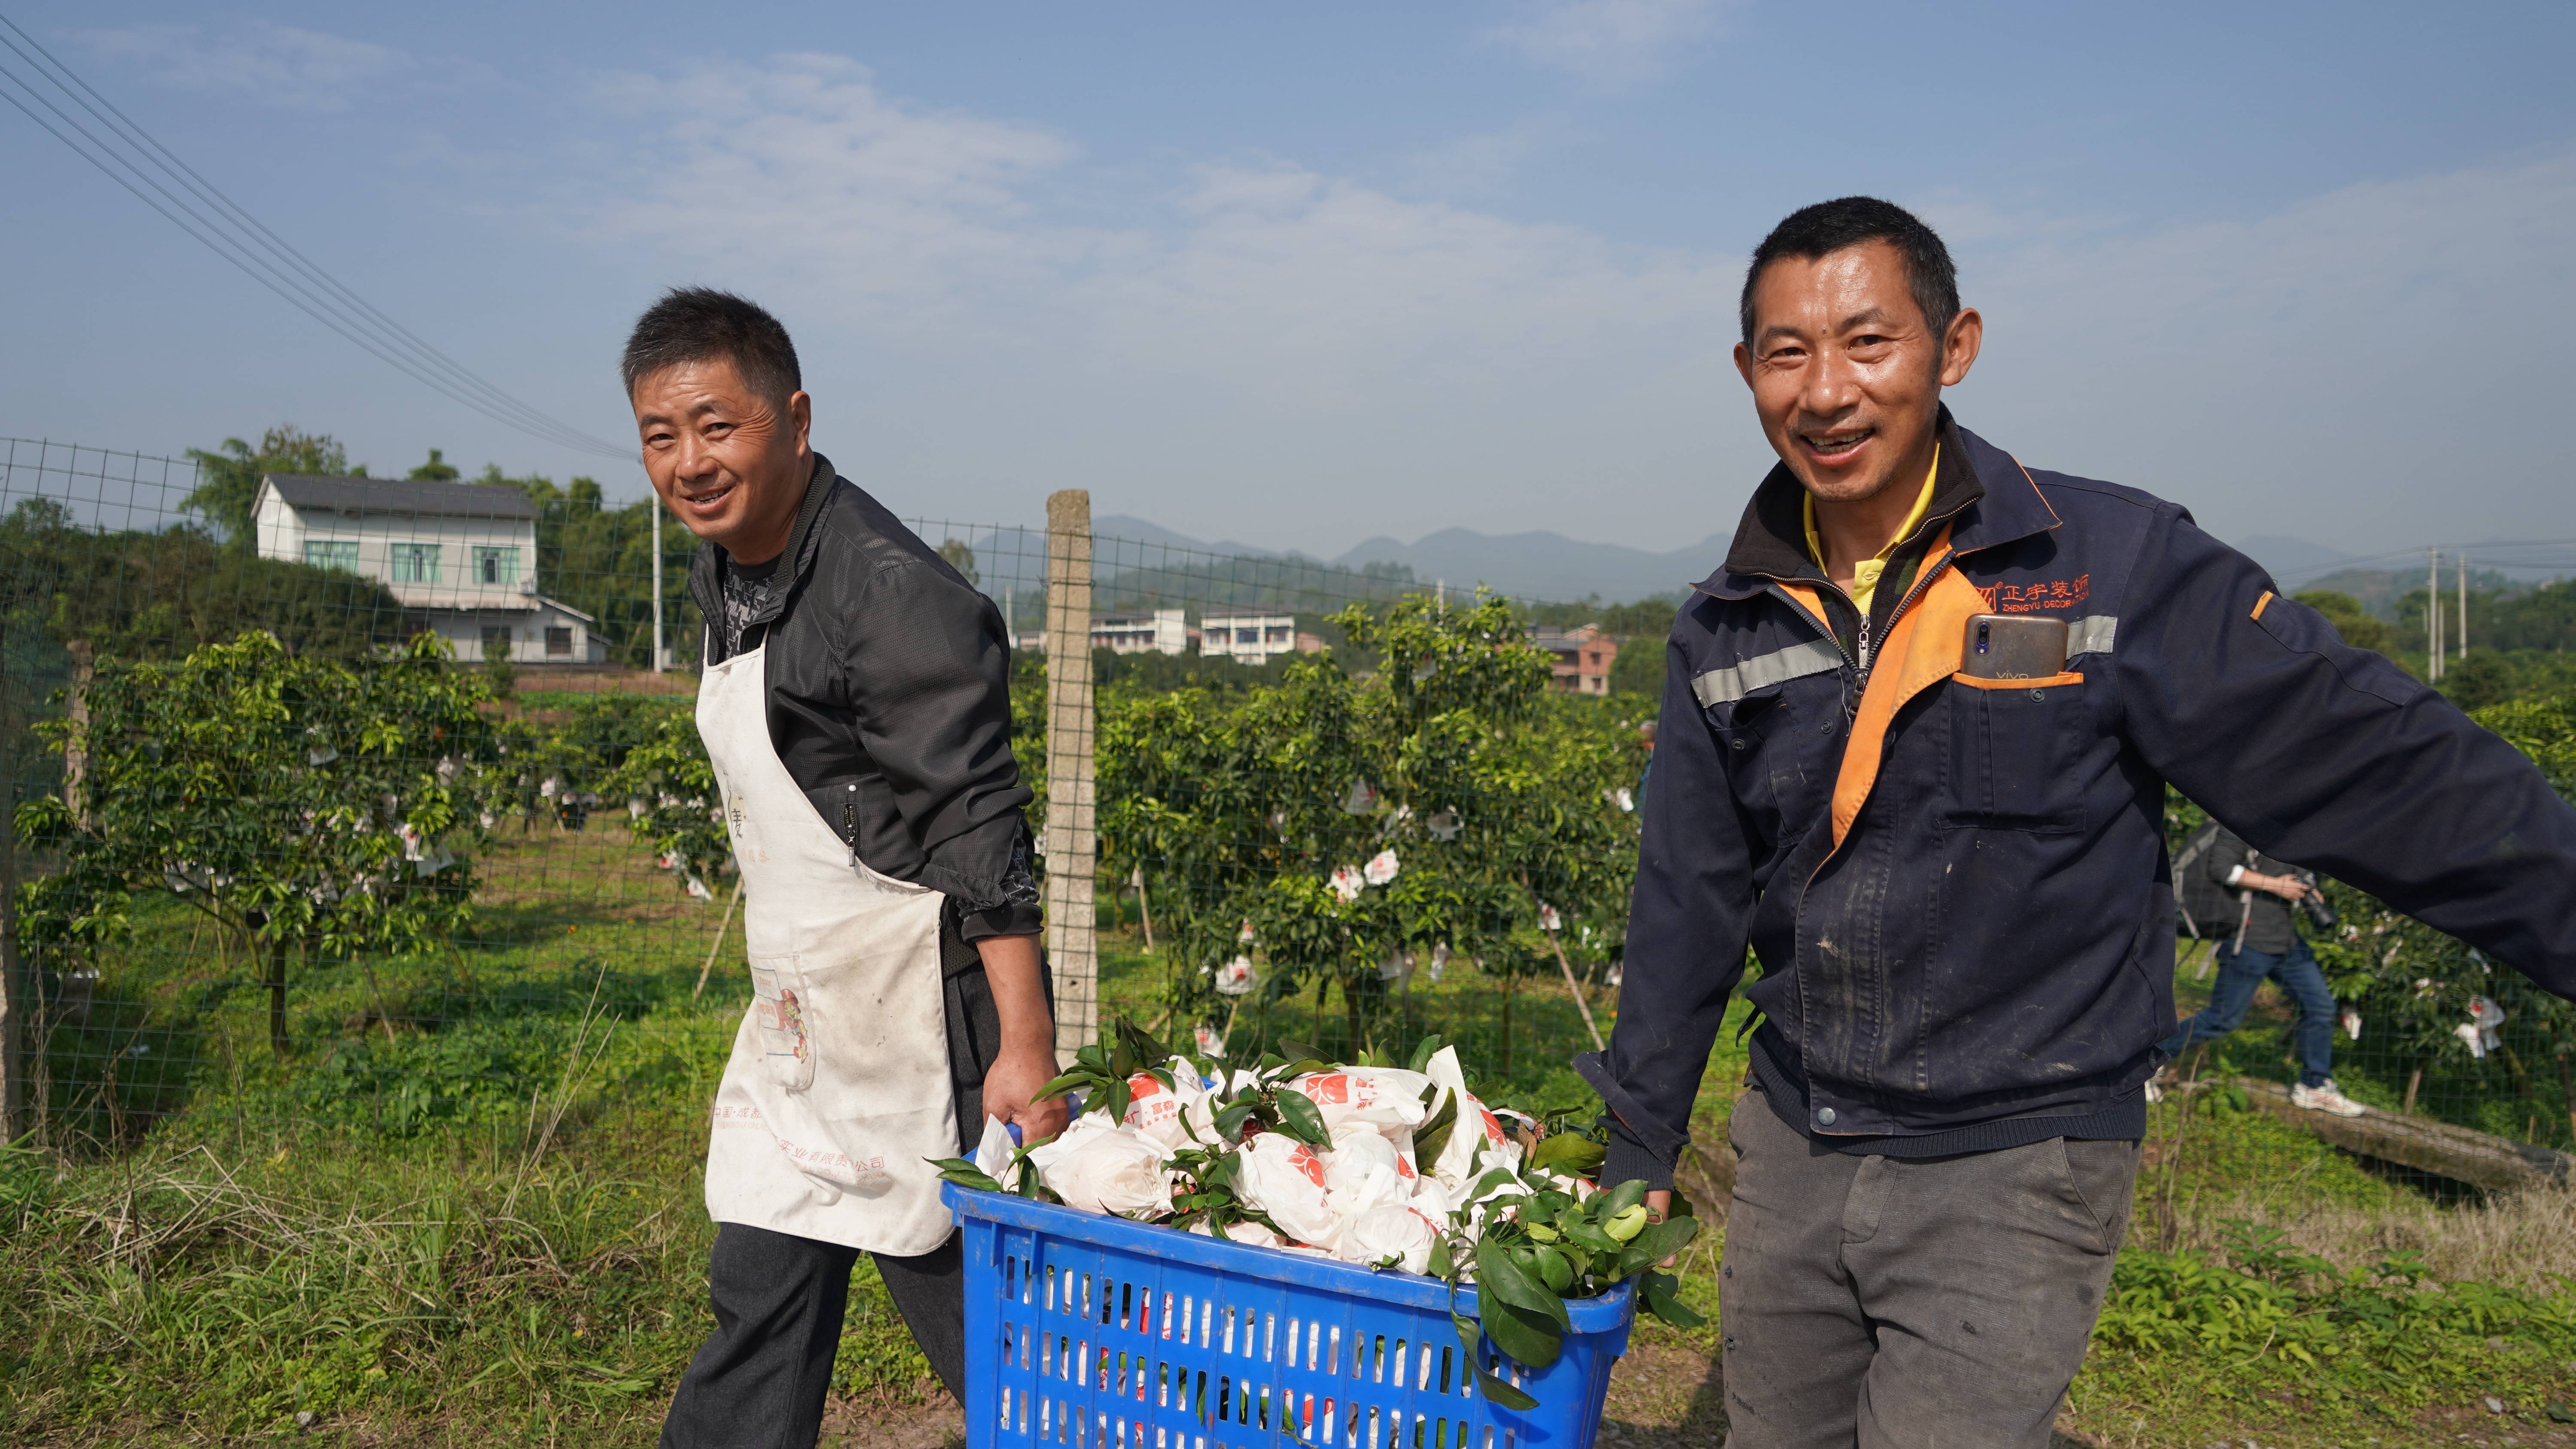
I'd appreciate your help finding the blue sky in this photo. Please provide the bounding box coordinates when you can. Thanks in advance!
[4,0,2573,563]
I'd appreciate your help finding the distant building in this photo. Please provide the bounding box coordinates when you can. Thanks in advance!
[1531,624,1619,695]
[1092,608,1188,655]
[251,474,609,664]
[1200,613,1306,665]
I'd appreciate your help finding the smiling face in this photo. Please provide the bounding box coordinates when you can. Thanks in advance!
[1734,240,1981,508]
[632,355,813,564]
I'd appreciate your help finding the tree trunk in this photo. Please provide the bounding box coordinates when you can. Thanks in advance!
[63,640,92,830]
[2498,1041,2536,1105]
[2403,1064,2424,1117]
[264,935,290,1058]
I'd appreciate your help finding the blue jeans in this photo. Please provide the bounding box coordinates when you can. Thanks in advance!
[2160,936,2336,1087]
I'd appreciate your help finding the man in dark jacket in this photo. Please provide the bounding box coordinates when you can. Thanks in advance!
[1577,198,2576,1447]
[2164,824,2362,1116]
[626,289,1066,1449]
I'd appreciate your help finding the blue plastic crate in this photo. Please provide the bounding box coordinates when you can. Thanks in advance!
[948,1182,1637,1449]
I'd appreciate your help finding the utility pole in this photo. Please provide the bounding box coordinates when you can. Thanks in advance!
[651,497,666,673]
[2427,547,2442,682]
[2458,552,2469,662]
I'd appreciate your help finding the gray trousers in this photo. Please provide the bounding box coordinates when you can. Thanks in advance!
[1716,1087,2139,1449]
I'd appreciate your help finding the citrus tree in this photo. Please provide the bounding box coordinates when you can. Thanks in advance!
[14,631,492,1055]
[607,709,732,896]
[1098,594,1640,1061]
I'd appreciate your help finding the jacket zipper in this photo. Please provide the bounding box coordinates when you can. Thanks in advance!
[1788,550,1956,1132]
[1765,552,1938,721]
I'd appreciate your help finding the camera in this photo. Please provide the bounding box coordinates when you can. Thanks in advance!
[2293,869,2338,932]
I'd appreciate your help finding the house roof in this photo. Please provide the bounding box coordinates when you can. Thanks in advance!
[263,474,539,521]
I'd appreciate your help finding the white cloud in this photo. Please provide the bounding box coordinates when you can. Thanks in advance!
[586,54,1090,323]
[1075,164,1731,403]
[73,21,404,111]
[1941,152,2576,554]
[1480,0,1731,89]
[554,50,2576,558]
[1395,117,1567,200]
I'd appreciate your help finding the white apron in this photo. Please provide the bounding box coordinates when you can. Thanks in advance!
[697,641,959,1255]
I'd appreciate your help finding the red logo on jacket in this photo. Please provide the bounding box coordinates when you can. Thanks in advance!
[1977,575,2089,613]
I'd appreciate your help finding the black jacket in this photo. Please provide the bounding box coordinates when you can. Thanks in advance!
[1581,418,2576,1188]
[2184,825,2298,955]
[688,454,1039,941]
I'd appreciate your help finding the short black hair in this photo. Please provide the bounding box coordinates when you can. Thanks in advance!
[620,287,802,404]
[1739,197,1959,350]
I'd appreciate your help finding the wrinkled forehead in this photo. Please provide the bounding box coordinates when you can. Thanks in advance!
[630,355,768,421]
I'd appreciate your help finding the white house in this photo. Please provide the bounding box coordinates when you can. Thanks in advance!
[251,474,610,664]
[1091,608,1188,655]
[1200,612,1305,665]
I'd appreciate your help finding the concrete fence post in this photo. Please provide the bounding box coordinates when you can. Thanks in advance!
[1042,490,1097,1062]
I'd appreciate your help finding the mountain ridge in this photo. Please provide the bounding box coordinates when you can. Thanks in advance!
[948,515,2368,612]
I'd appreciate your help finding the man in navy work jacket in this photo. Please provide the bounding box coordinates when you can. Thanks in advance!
[1576,197,2576,1448]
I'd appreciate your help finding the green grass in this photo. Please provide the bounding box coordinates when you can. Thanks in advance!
[5,830,2571,1446]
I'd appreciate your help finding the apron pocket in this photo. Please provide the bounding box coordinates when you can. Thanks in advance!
[748,952,817,1091]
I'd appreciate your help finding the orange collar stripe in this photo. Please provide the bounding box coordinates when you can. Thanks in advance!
[1826,527,1982,852]
[1777,582,1831,637]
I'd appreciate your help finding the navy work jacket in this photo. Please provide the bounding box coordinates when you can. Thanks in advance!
[1581,418,2576,1188]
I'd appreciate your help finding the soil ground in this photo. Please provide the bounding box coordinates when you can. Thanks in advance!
[810,1349,2128,1449]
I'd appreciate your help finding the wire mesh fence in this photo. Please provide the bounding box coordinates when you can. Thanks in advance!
[0,433,2566,1195]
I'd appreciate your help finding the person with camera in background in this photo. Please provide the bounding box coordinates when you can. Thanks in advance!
[2161,822,2363,1116]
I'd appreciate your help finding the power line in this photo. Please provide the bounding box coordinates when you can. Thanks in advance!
[0,16,606,454]
[2270,538,2576,587]
[0,12,632,462]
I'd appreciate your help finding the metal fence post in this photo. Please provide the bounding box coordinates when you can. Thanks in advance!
[1042,489,1097,1062]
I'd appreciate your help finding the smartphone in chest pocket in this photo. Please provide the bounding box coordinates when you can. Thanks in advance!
[1951,613,2084,831]
[1959,614,2069,680]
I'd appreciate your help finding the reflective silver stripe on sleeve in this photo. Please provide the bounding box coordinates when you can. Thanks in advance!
[2066,614,2118,658]
[1690,638,1846,707]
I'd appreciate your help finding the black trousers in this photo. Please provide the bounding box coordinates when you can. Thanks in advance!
[661,942,1005,1449]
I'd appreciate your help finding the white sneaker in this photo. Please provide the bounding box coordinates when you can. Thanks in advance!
[2292,1079,2366,1117]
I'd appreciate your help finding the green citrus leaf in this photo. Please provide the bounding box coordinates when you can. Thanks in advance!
[1480,1300,1564,1371]
[1474,1237,1570,1329]
[927,1158,1002,1192]
[1275,1087,1331,1147]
